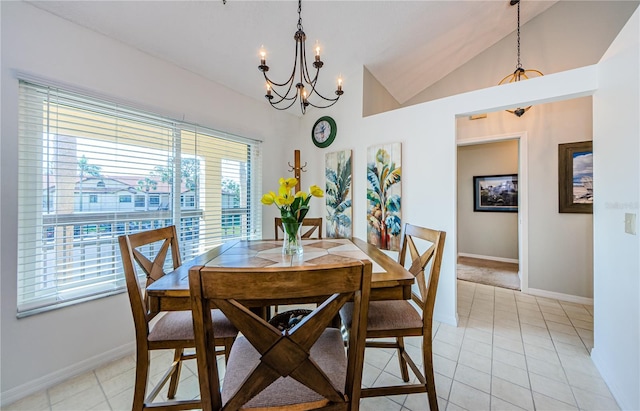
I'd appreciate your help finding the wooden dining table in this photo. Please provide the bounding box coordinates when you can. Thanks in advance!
[146,237,414,314]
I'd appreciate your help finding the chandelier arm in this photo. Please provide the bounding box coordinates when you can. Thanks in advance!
[305,98,340,110]
[264,73,297,102]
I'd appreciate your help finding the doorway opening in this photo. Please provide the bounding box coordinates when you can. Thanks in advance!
[456,132,529,292]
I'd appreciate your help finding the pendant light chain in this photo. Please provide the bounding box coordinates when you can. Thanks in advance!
[516,0,522,70]
[498,0,543,117]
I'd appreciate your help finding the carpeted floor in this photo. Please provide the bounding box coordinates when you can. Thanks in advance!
[457,256,521,290]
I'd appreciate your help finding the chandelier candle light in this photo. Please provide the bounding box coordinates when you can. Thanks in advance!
[498,0,543,117]
[258,0,344,114]
[262,177,324,255]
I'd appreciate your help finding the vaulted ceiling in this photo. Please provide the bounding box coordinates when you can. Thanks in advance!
[28,0,557,112]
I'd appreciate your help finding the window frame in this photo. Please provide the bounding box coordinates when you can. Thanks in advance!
[16,79,263,317]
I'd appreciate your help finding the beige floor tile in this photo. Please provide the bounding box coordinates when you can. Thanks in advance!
[550,330,585,347]
[570,318,594,330]
[521,333,555,351]
[542,312,572,325]
[432,339,461,361]
[457,349,492,374]
[546,320,579,336]
[572,386,621,411]
[360,396,404,411]
[361,362,383,388]
[493,334,524,354]
[99,367,135,399]
[523,343,561,366]
[51,385,107,411]
[453,364,491,393]
[446,401,466,411]
[48,372,100,405]
[493,347,527,370]
[563,367,615,398]
[107,387,133,411]
[461,337,492,359]
[491,395,528,410]
[491,376,534,411]
[401,392,430,411]
[87,401,112,411]
[94,355,135,383]
[529,373,576,406]
[463,327,493,346]
[449,381,491,411]
[492,360,530,389]
[526,356,568,383]
[532,392,579,411]
[433,354,458,379]
[435,372,453,399]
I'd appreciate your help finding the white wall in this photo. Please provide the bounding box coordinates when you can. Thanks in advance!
[0,1,298,403]
[457,140,519,261]
[592,8,640,410]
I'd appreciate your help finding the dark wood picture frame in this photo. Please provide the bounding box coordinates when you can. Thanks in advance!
[558,141,593,214]
[473,174,518,212]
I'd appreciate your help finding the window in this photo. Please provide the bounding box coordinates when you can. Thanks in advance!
[17,80,262,316]
[134,195,145,208]
[149,195,160,207]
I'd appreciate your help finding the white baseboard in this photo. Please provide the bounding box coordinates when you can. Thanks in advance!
[458,252,519,264]
[0,342,135,407]
[525,287,593,305]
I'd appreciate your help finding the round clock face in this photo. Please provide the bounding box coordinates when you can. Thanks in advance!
[312,116,337,148]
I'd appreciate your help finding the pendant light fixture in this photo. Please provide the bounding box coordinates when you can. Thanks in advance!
[258,0,343,115]
[498,0,543,117]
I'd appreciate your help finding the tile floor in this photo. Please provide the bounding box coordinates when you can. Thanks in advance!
[3,280,619,411]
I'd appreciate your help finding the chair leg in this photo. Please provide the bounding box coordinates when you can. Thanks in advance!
[422,338,438,411]
[167,348,183,399]
[133,349,149,411]
[397,337,410,382]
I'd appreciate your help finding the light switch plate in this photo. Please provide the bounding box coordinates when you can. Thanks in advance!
[624,213,636,235]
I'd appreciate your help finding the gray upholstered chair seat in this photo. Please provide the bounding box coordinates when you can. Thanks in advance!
[340,300,423,332]
[222,328,347,409]
[148,310,237,341]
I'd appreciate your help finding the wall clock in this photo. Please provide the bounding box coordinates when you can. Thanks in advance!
[311,116,337,148]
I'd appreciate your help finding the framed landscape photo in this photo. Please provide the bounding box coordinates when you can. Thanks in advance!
[473,174,518,212]
[558,141,593,214]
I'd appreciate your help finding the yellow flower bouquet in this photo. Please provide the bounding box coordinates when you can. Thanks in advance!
[261,177,324,255]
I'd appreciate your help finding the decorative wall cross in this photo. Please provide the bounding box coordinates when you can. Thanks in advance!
[288,150,307,193]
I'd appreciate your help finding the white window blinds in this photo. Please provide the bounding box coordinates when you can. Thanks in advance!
[17,80,262,316]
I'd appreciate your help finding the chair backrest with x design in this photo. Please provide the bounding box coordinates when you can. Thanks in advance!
[274,217,323,240]
[397,223,446,331]
[120,225,182,328]
[190,260,372,411]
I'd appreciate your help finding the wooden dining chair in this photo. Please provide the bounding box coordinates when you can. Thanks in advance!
[274,217,323,240]
[118,225,238,411]
[190,260,373,411]
[339,223,446,411]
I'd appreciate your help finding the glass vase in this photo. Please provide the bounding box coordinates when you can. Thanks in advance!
[282,222,303,256]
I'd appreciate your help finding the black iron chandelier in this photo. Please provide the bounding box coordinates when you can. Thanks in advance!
[498,0,543,117]
[258,0,343,115]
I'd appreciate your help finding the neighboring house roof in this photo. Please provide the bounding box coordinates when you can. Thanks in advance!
[44,175,193,194]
